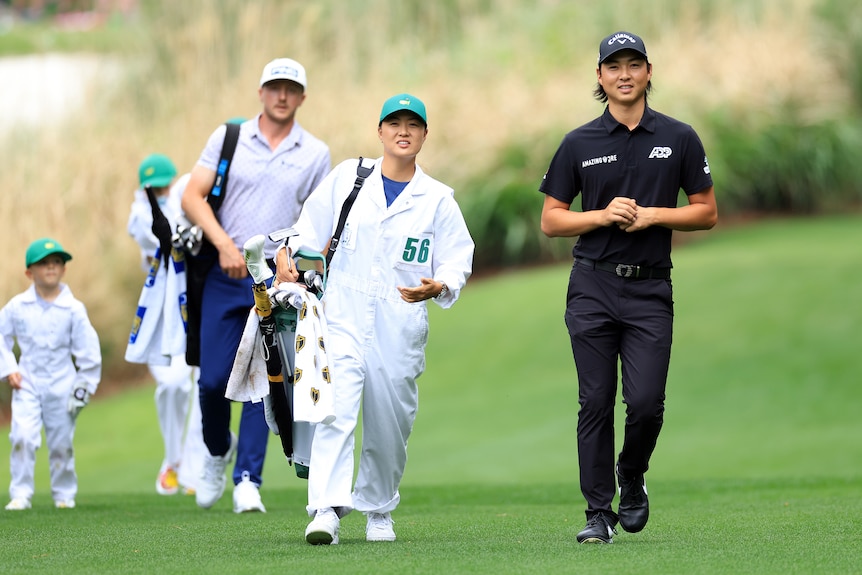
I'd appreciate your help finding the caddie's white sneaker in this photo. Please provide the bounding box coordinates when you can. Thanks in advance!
[156,465,180,496]
[55,500,76,509]
[366,512,396,542]
[233,471,266,513]
[5,498,31,511]
[196,432,237,509]
[243,235,274,285]
[305,507,340,545]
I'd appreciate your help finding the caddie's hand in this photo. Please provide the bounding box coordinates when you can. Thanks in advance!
[6,372,23,390]
[397,277,440,303]
[274,246,300,285]
[219,245,248,280]
[603,197,638,229]
[67,385,89,418]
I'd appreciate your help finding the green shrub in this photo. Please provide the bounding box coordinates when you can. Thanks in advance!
[459,139,574,270]
[708,110,862,213]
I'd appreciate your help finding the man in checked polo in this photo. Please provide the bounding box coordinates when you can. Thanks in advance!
[539,31,717,544]
[182,58,330,514]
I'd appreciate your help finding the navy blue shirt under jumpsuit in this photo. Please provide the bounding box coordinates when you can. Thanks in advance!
[539,105,713,523]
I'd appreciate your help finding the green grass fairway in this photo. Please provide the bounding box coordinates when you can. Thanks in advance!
[1,479,858,575]
[1,215,861,574]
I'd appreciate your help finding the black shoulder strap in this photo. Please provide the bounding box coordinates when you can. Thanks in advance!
[326,157,374,268]
[207,121,241,215]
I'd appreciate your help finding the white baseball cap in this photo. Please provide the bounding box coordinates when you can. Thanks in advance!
[259,58,307,90]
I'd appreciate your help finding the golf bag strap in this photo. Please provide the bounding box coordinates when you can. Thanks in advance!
[207,121,241,214]
[183,121,240,368]
[325,157,374,268]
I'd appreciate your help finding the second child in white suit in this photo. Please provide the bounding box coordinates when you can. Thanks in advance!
[127,154,206,495]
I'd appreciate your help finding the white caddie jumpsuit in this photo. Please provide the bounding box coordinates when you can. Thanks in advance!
[0,284,101,503]
[287,157,474,516]
[127,174,206,489]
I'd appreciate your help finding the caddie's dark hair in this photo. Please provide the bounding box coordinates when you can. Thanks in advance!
[378,110,427,128]
[593,62,653,103]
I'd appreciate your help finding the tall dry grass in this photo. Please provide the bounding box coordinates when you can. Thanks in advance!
[0,0,852,381]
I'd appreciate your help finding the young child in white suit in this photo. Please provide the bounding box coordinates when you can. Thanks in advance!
[0,238,102,510]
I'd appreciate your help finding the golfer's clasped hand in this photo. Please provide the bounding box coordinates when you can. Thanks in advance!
[605,196,637,229]
[605,196,657,233]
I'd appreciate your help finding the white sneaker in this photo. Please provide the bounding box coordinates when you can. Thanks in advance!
[366,512,396,542]
[196,432,237,509]
[305,507,340,545]
[243,235,274,285]
[5,498,31,511]
[233,471,266,513]
[156,465,180,496]
[55,500,76,509]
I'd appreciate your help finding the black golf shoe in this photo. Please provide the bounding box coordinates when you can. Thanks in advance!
[617,463,649,532]
[576,512,617,544]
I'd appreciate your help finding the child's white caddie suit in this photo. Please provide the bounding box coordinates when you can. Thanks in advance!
[0,284,101,503]
[126,174,206,489]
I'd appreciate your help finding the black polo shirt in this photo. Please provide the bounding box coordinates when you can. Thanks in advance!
[540,105,713,268]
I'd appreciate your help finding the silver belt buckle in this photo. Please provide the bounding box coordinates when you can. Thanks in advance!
[615,264,636,278]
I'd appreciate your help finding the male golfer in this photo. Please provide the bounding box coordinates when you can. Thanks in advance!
[539,31,717,543]
[182,58,330,513]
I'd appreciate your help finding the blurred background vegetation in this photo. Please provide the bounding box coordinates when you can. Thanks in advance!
[1,0,860,403]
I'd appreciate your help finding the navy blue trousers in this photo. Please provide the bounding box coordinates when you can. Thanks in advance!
[565,260,673,521]
[198,263,269,486]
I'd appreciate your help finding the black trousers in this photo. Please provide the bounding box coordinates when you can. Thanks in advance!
[564,260,673,521]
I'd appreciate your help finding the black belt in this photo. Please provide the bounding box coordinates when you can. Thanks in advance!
[576,257,671,280]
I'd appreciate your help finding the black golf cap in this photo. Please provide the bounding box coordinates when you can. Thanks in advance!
[597,31,649,66]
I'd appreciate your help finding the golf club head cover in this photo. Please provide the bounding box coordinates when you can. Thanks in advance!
[243,235,274,285]
[145,184,174,268]
[263,394,280,435]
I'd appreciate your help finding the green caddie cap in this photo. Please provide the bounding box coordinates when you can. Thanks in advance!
[379,93,427,126]
[138,153,177,188]
[25,238,72,268]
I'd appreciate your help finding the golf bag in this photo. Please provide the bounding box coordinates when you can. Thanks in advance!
[185,121,241,366]
[245,239,327,479]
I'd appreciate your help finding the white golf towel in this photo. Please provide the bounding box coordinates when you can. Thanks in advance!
[292,291,335,425]
[225,309,269,404]
[125,249,187,366]
[225,288,334,424]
